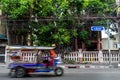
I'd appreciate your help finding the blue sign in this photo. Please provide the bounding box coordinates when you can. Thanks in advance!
[91,26,104,31]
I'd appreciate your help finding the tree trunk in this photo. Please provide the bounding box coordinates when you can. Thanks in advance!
[6,20,10,45]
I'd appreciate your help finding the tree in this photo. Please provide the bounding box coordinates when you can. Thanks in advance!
[1,0,116,51]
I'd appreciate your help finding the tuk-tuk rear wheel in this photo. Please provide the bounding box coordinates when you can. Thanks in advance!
[15,67,26,78]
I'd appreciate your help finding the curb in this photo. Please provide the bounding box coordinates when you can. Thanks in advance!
[0,65,7,67]
[64,65,109,69]
[0,63,7,67]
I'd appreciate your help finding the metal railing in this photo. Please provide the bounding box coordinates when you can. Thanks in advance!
[5,50,120,64]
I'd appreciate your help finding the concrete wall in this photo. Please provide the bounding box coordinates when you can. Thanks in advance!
[102,34,119,50]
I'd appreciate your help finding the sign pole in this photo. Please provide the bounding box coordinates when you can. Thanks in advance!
[106,19,112,67]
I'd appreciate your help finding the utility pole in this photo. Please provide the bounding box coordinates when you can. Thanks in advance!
[116,0,120,64]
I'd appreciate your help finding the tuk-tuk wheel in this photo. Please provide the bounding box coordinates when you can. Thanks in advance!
[54,67,64,76]
[15,67,26,78]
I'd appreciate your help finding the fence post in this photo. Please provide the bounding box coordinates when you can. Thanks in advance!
[78,49,83,63]
[98,50,103,63]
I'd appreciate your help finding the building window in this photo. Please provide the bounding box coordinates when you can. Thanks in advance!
[113,42,118,48]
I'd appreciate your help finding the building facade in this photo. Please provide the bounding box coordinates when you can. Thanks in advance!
[102,33,119,50]
[0,9,7,63]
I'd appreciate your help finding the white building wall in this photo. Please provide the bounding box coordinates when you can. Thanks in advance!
[102,34,119,50]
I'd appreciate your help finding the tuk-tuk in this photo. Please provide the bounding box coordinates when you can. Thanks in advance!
[6,46,64,78]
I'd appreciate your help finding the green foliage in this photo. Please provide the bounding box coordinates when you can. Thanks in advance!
[2,0,30,19]
[31,23,54,46]
[69,0,85,13]
[1,0,116,48]
[79,30,88,41]
[85,40,91,46]
[79,30,91,46]
[71,29,78,37]
[52,28,70,45]
[85,0,106,14]
[93,20,107,28]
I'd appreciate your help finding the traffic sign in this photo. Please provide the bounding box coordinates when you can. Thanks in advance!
[91,26,104,31]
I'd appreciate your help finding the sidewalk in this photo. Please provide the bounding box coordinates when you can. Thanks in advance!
[63,63,120,69]
[0,63,7,67]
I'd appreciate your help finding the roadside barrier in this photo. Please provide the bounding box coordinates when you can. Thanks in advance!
[5,49,120,64]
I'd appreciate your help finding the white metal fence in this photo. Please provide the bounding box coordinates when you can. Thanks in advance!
[5,49,120,64]
[62,50,120,63]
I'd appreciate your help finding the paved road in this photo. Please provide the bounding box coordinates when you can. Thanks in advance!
[1,67,120,80]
